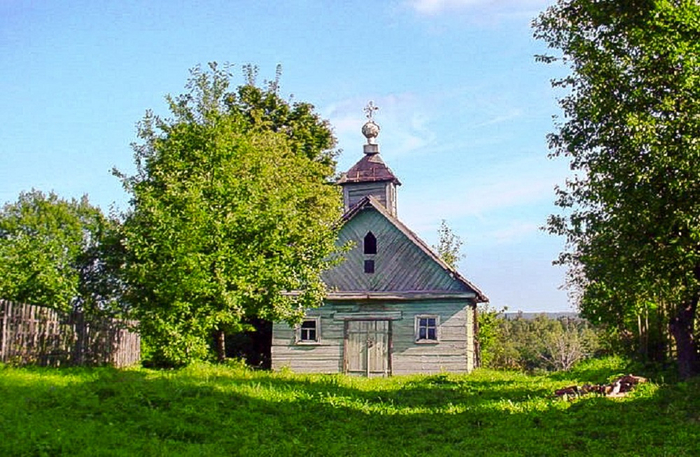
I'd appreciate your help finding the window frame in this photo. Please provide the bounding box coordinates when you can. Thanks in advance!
[296,316,321,345]
[414,315,440,344]
[364,231,377,255]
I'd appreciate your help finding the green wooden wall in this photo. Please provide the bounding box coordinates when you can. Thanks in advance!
[271,299,475,375]
[323,207,470,293]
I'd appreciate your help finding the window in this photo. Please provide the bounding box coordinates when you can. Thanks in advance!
[415,315,439,343]
[364,259,375,274]
[364,232,377,255]
[296,317,320,344]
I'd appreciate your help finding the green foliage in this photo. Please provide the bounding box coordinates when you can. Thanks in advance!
[0,190,121,313]
[486,314,601,372]
[476,303,502,367]
[432,219,465,270]
[2,359,700,456]
[534,1,700,377]
[234,64,338,170]
[116,63,342,365]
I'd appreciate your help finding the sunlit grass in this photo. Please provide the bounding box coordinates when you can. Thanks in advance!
[0,358,698,456]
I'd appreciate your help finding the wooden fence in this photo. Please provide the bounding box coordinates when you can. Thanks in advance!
[0,300,140,368]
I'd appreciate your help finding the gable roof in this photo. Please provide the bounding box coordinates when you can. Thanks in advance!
[325,195,488,303]
[337,153,402,186]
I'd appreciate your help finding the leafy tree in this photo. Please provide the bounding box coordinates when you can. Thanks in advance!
[486,314,600,372]
[234,64,337,171]
[116,63,342,365]
[433,219,465,270]
[535,1,700,377]
[539,316,600,371]
[0,190,120,313]
[475,303,502,367]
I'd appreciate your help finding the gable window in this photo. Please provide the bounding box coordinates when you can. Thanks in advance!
[415,315,439,343]
[364,259,375,274]
[296,317,321,344]
[364,232,377,255]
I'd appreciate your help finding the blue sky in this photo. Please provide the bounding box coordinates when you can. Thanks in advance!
[1,0,573,312]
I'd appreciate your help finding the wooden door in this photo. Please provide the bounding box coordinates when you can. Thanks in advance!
[344,320,391,377]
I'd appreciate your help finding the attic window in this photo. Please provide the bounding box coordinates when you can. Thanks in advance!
[364,232,377,255]
[364,259,375,274]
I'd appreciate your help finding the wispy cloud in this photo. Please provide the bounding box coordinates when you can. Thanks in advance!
[397,153,568,244]
[403,166,557,221]
[323,93,438,162]
[473,108,523,128]
[492,221,541,244]
[405,0,553,21]
[408,0,486,15]
[320,81,566,248]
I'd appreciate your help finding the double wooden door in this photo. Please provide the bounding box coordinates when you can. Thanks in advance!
[344,320,391,377]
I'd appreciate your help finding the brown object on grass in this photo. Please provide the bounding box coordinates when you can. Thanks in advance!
[554,374,648,399]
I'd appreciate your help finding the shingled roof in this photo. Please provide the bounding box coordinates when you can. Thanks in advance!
[337,153,401,185]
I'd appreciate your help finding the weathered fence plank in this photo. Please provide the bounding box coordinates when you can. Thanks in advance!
[0,300,140,367]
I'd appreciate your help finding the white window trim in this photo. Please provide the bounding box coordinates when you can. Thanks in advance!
[414,314,440,344]
[295,316,321,345]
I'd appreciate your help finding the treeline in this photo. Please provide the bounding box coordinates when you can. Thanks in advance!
[479,308,602,372]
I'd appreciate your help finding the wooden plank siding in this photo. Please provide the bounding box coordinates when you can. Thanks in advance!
[0,300,140,367]
[271,308,344,373]
[272,194,486,376]
[345,182,392,213]
[323,207,469,293]
[390,300,470,375]
[271,299,475,375]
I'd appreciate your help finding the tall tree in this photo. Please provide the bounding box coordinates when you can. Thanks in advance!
[116,63,342,365]
[534,1,700,377]
[0,190,120,313]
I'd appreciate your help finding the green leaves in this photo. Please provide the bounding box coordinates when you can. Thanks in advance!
[432,219,465,270]
[484,313,600,372]
[118,63,342,365]
[535,1,700,375]
[0,190,119,313]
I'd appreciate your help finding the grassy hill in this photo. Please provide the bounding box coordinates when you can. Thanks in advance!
[1,357,698,456]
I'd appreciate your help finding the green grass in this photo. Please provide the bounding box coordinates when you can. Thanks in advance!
[1,357,698,456]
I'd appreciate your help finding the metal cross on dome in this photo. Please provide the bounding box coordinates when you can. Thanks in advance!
[364,101,379,120]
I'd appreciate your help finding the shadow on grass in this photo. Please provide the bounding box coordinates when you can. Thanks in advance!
[1,364,700,456]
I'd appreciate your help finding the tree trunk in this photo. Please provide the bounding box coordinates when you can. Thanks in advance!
[669,296,699,379]
[214,329,226,363]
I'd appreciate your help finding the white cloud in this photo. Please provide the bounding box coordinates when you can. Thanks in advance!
[322,93,438,164]
[405,158,559,218]
[320,85,569,249]
[408,0,484,15]
[473,108,523,128]
[396,153,568,245]
[405,0,553,19]
[492,221,541,244]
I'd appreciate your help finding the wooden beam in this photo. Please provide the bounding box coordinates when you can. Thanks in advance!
[325,292,477,301]
[333,311,403,321]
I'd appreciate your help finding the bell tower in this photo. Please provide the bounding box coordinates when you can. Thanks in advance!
[337,102,401,216]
